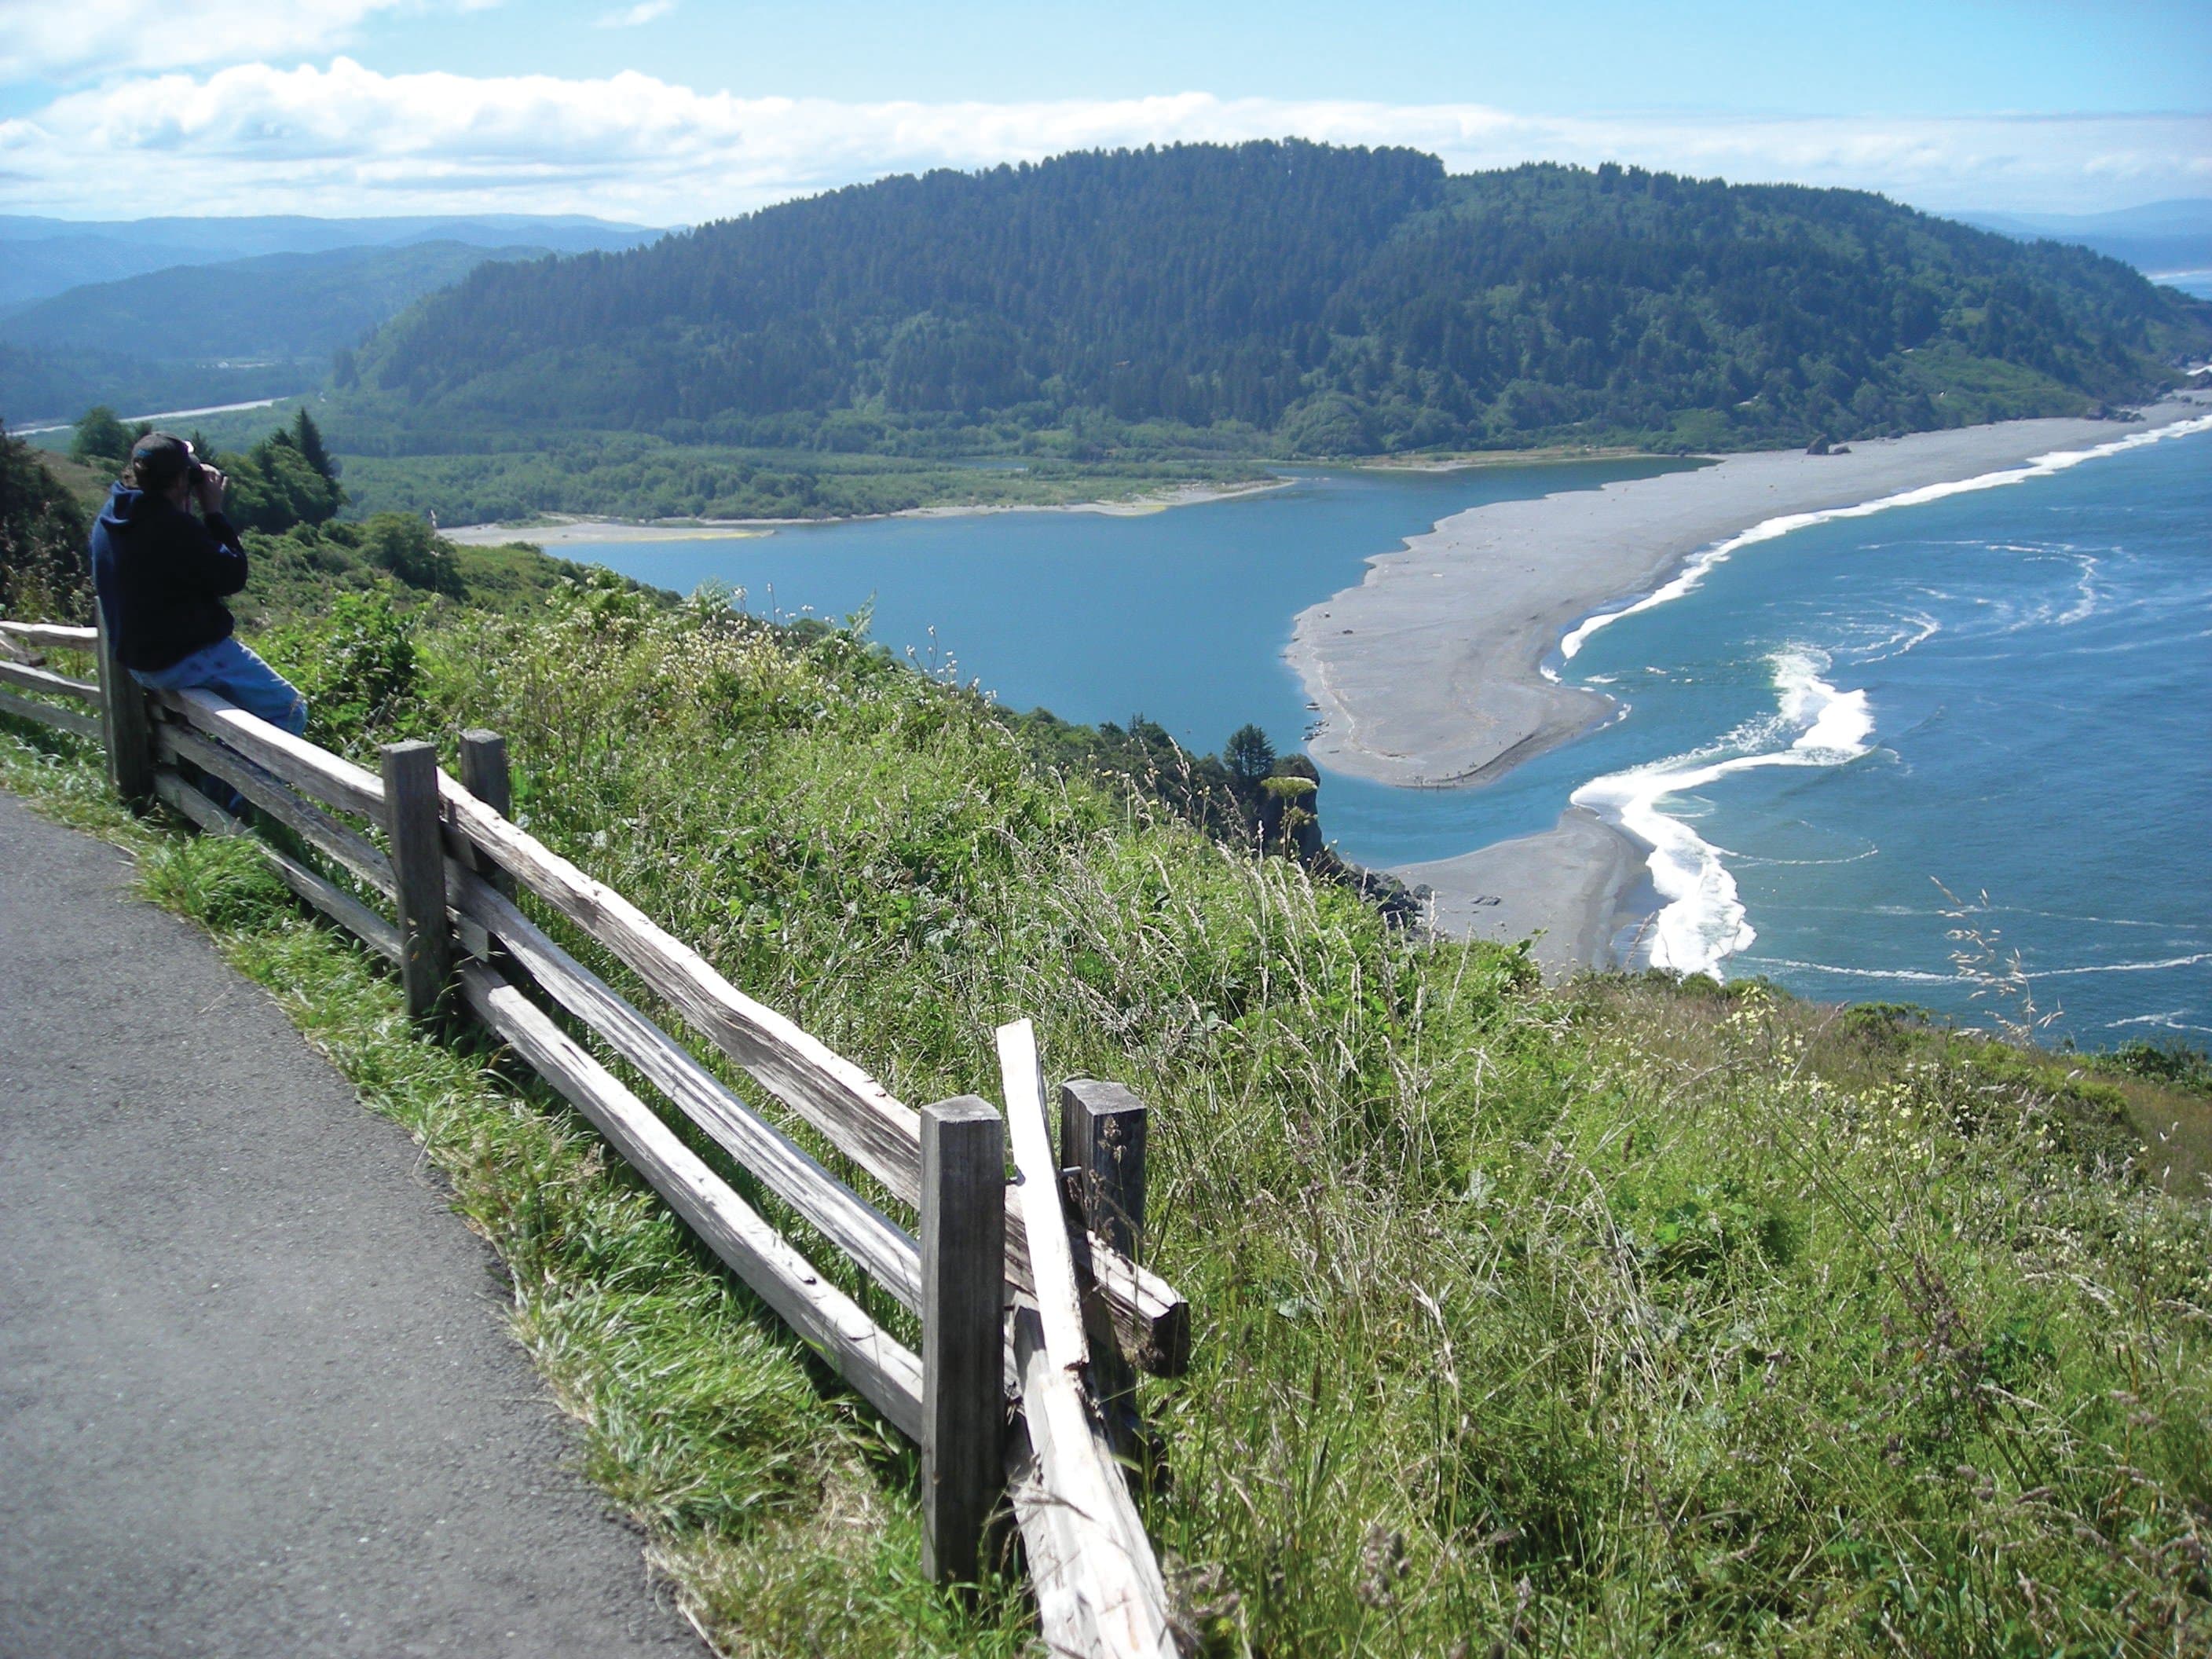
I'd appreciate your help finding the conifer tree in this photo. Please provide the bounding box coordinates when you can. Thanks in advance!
[1225,723,1277,784]
[291,407,338,483]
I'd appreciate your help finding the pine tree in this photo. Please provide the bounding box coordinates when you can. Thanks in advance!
[291,407,339,483]
[1225,723,1277,784]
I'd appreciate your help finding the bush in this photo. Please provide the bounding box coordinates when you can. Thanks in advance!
[1,425,91,620]
[259,587,422,747]
[360,512,461,595]
[68,405,135,471]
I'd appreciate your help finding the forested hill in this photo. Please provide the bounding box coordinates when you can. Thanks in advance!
[349,142,2212,456]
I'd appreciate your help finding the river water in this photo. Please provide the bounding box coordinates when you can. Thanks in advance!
[574,429,2211,1045]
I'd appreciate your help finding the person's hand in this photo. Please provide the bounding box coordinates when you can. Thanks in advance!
[195,466,229,515]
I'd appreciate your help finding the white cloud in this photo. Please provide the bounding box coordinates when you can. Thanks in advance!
[0,59,2202,222]
[595,0,675,26]
[0,1,485,82]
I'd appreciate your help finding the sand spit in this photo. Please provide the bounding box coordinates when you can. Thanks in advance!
[1292,396,2208,792]
[436,478,1288,547]
[1298,394,2211,962]
[439,518,770,547]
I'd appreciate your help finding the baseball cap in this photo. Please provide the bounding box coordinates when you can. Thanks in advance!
[124,431,200,490]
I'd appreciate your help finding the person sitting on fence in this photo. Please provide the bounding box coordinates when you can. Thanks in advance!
[88,431,307,736]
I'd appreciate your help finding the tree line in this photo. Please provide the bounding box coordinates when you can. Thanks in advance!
[345,143,2212,456]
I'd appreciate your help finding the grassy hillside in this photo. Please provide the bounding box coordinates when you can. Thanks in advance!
[345,144,2212,463]
[4,581,2207,1655]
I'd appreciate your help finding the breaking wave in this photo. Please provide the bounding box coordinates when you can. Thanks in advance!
[1555,413,2212,663]
[1570,650,1875,977]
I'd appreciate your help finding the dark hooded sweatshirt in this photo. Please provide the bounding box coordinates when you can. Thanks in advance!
[88,485,248,674]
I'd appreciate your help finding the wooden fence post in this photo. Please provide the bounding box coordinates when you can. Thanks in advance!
[379,740,451,1021]
[1060,1078,1150,1467]
[93,599,155,810]
[1059,1079,1148,1259]
[920,1094,1006,1591]
[457,730,515,898]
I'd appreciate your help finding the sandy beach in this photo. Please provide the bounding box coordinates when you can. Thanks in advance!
[440,518,771,547]
[1397,808,1645,978]
[1297,392,2212,968]
[438,477,1287,547]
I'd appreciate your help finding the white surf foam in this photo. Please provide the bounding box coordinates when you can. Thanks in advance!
[1556,413,2212,664]
[1571,650,1875,978]
[2021,952,2212,980]
[1744,952,2211,987]
[2109,1009,2212,1034]
[1746,958,1957,984]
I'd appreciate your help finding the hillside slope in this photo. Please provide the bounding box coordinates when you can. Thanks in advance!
[0,240,635,429]
[0,241,566,362]
[347,142,2212,456]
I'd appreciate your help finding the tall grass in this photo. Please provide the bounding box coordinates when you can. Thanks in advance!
[6,577,2208,1655]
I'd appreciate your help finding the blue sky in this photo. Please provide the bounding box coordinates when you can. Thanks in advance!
[0,0,2204,221]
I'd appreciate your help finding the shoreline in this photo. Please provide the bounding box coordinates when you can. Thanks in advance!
[437,476,1288,547]
[1356,443,1662,474]
[1298,394,2212,970]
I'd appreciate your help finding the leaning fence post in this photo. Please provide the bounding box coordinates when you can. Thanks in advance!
[457,729,515,899]
[93,599,155,811]
[379,740,451,1021]
[920,1094,1006,1591]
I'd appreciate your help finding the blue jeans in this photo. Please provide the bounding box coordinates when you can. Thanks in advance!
[132,637,308,737]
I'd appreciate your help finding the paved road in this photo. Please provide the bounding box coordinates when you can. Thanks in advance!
[0,791,702,1658]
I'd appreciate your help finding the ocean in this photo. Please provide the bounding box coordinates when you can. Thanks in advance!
[574,422,2210,1046]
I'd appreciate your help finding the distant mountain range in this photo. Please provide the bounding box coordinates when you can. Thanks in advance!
[0,213,665,308]
[0,214,667,428]
[1957,200,2212,280]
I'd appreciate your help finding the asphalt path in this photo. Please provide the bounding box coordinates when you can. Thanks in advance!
[0,790,703,1658]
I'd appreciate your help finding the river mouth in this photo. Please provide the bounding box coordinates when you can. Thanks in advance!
[573,425,2212,1044]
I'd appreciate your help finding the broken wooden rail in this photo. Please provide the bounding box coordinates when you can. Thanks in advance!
[0,610,1188,1656]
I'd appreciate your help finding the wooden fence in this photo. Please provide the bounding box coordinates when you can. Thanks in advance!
[1,613,1190,1657]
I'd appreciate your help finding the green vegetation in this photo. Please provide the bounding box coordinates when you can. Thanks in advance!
[0,227,662,427]
[67,402,346,532]
[330,438,1271,523]
[30,147,2206,527]
[0,741,1035,1657]
[1,241,565,364]
[2,411,624,632]
[346,143,2211,470]
[5,579,2209,1655]
[0,340,317,432]
[1,421,92,618]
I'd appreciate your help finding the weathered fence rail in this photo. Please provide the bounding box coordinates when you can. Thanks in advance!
[0,610,1189,1655]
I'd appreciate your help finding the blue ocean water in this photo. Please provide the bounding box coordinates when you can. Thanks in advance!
[576,423,2210,1043]
[1559,420,2212,1042]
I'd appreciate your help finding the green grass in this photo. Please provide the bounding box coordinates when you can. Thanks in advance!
[0,721,1035,1657]
[5,584,2210,1657]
